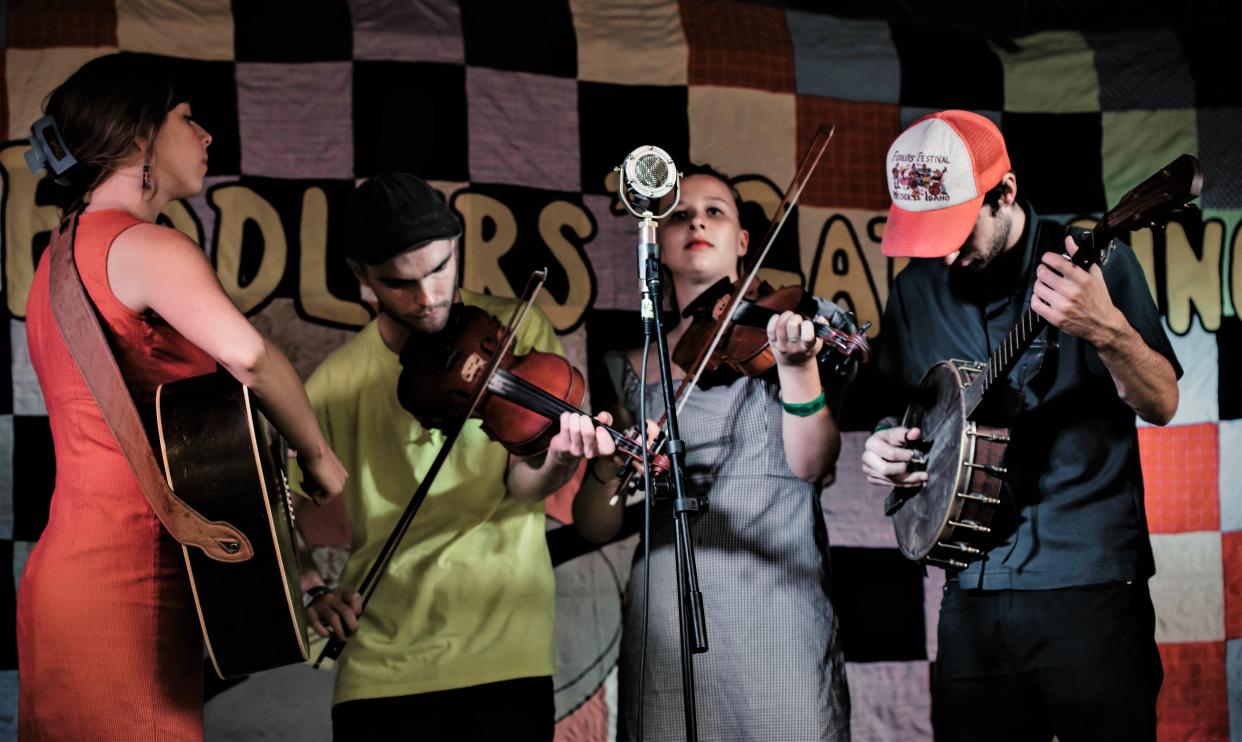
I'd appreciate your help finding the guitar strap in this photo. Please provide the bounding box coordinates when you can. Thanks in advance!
[1007,219,1066,394]
[47,212,253,563]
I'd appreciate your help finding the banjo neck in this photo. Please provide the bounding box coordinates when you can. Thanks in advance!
[963,305,1048,418]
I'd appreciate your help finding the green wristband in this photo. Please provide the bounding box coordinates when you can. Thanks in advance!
[781,392,826,417]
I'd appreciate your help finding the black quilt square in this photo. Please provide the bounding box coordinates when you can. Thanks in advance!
[584,309,644,413]
[233,0,352,62]
[208,176,364,323]
[459,0,577,78]
[1219,314,1241,421]
[830,546,927,663]
[450,183,594,331]
[0,540,14,670]
[890,22,1003,112]
[1001,112,1107,215]
[12,415,53,542]
[1179,28,1242,108]
[578,82,689,197]
[353,61,468,181]
[160,57,241,177]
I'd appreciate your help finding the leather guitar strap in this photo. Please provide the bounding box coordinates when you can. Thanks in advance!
[47,212,252,563]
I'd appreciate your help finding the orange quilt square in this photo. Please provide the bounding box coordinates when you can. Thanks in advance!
[1223,531,1242,639]
[681,0,795,93]
[1139,423,1219,534]
[796,97,901,210]
[8,0,117,48]
[1156,641,1229,741]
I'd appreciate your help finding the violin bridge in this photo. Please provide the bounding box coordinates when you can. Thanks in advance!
[956,491,1001,505]
[460,353,486,383]
[936,541,983,555]
[948,519,992,533]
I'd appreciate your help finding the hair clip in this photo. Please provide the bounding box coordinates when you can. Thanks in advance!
[26,114,78,185]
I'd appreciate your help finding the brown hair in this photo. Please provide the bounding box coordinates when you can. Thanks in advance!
[40,53,187,216]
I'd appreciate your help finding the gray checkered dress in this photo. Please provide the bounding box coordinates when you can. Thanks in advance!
[607,352,850,742]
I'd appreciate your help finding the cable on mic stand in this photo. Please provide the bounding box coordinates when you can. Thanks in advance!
[616,146,708,742]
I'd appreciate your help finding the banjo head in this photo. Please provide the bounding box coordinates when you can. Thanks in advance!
[892,362,969,561]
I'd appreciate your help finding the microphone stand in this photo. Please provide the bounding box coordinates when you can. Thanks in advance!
[637,211,709,742]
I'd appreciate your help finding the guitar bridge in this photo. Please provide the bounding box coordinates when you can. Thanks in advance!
[280,469,296,524]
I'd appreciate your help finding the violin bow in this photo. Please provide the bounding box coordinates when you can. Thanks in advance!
[673,124,835,417]
[314,269,548,668]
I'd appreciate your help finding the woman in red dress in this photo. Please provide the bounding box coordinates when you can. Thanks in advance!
[19,53,348,740]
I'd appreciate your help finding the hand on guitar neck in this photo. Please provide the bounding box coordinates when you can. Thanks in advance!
[861,418,930,489]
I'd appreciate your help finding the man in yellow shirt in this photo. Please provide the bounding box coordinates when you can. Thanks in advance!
[298,173,615,741]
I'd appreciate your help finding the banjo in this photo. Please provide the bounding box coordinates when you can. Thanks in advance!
[884,154,1202,569]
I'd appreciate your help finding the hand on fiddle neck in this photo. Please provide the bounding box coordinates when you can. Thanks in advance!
[766,310,824,369]
[506,411,617,504]
[769,310,842,483]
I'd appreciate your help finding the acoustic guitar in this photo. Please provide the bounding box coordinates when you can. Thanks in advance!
[156,372,309,678]
[885,155,1203,569]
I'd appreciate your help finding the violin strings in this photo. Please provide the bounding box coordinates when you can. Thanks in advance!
[490,370,644,459]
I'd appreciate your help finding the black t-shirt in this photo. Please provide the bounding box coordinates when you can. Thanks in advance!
[875,202,1182,589]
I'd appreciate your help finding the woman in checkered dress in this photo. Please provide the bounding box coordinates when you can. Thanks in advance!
[575,167,853,741]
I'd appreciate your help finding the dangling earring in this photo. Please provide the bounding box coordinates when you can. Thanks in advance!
[142,159,151,190]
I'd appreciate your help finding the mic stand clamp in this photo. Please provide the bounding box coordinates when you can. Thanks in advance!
[637,467,673,506]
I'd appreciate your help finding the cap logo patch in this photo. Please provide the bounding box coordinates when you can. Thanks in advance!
[891,153,951,203]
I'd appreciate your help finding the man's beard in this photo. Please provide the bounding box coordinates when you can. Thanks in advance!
[956,210,1012,273]
[392,302,453,335]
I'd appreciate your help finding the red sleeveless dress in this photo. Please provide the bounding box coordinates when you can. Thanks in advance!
[19,209,216,740]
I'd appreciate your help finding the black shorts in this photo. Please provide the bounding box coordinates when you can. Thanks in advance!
[332,675,554,742]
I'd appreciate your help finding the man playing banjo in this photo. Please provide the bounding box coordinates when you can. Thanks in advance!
[861,110,1181,742]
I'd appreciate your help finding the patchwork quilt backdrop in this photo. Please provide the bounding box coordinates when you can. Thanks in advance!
[2,1,1240,740]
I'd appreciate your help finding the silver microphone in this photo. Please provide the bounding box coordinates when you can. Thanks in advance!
[614,147,681,314]
[619,145,679,206]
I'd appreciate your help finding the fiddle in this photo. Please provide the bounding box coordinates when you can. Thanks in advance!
[398,303,668,471]
[671,277,871,382]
